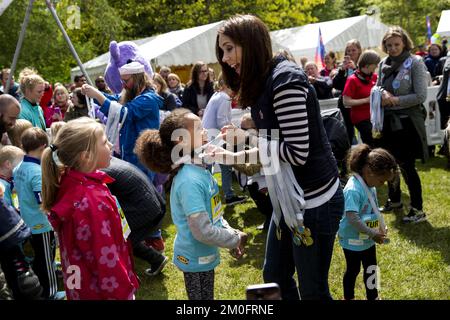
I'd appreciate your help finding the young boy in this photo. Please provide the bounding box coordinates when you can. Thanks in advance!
[13,127,61,300]
[0,146,25,208]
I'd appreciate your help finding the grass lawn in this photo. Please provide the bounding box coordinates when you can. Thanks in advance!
[133,156,450,300]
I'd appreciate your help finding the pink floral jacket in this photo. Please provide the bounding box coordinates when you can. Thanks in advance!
[49,169,139,300]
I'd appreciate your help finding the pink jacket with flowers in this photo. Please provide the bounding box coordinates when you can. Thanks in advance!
[49,169,139,300]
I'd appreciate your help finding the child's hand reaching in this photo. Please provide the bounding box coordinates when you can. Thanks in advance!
[230,231,248,259]
[372,229,386,244]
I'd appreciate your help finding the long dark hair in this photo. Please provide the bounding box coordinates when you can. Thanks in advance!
[216,14,273,107]
[188,61,212,95]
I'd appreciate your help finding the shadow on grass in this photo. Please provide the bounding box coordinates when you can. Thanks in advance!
[391,207,450,265]
[224,204,268,270]
[135,267,170,300]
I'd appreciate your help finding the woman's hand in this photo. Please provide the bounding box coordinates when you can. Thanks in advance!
[220,124,247,146]
[381,90,394,107]
[204,145,242,165]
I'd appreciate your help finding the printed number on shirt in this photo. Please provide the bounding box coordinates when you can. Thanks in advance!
[359,219,379,240]
[211,192,224,225]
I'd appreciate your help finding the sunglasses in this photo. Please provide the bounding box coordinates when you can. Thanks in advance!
[121,77,133,85]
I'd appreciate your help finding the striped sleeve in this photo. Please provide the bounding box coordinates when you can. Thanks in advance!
[273,84,309,166]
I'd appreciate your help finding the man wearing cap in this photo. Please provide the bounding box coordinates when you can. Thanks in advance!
[82,61,163,181]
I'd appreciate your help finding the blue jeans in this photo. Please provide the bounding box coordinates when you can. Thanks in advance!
[219,164,234,199]
[263,186,344,300]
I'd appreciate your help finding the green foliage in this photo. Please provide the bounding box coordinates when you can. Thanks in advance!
[0,0,126,83]
[367,0,450,46]
[1,0,448,84]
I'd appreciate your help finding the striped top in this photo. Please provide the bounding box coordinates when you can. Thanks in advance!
[272,84,338,207]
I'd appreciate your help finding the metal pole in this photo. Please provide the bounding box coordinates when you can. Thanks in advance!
[5,0,35,93]
[45,0,93,85]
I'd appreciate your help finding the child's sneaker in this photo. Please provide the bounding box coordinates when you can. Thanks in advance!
[145,256,169,276]
[402,208,427,223]
[379,200,403,212]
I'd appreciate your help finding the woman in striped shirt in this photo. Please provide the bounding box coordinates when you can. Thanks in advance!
[214,14,344,300]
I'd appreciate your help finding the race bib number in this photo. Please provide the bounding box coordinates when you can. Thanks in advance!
[359,219,379,240]
[114,196,131,240]
[210,192,224,225]
[12,190,19,210]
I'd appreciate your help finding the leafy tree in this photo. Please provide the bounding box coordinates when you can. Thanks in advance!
[0,0,126,83]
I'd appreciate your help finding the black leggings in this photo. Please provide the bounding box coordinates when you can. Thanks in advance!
[343,246,378,300]
[183,270,215,300]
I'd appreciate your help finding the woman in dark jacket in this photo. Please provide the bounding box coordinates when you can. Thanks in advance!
[181,61,214,116]
[215,14,343,300]
[377,26,428,223]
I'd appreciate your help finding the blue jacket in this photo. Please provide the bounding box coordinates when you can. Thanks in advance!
[101,88,163,180]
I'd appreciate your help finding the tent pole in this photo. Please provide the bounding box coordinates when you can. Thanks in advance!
[45,0,93,85]
[5,0,35,93]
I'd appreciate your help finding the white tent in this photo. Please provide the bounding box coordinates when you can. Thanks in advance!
[436,10,450,38]
[270,15,389,62]
[72,21,286,81]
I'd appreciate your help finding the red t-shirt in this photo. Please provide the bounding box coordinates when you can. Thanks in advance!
[342,72,378,125]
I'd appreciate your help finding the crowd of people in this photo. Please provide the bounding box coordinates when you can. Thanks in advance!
[0,13,449,301]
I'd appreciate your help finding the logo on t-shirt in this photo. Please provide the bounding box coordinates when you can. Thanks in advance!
[177,255,189,265]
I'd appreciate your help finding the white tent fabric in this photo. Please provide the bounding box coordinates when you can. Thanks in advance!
[437,10,450,38]
[0,0,14,16]
[270,15,389,62]
[72,20,286,80]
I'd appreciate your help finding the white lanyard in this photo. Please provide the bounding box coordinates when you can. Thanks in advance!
[353,173,387,233]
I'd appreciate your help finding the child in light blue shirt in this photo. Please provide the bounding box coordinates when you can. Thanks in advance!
[338,144,396,300]
[14,127,59,299]
[135,108,247,300]
[0,146,24,208]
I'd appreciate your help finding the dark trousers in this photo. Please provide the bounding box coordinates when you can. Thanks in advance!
[30,232,58,299]
[263,187,344,300]
[343,246,379,300]
[183,270,215,300]
[438,99,450,130]
[0,245,31,300]
[388,158,423,210]
[247,182,272,229]
[339,105,355,145]
[132,241,165,266]
[380,117,424,210]
[355,120,374,147]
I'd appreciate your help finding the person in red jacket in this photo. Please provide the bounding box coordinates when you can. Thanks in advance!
[41,117,139,300]
[343,50,381,147]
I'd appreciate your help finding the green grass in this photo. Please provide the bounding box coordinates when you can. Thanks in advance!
[134,156,450,300]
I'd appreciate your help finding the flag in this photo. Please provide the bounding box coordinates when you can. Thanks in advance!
[315,27,325,70]
[426,16,432,45]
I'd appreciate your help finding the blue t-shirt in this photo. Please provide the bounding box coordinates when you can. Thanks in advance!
[170,164,224,272]
[13,156,52,234]
[338,175,379,251]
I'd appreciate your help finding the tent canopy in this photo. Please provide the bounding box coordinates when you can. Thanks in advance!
[437,10,450,38]
[270,15,389,61]
[72,20,286,81]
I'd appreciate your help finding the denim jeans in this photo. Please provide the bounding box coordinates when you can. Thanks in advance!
[219,164,234,199]
[263,186,344,300]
